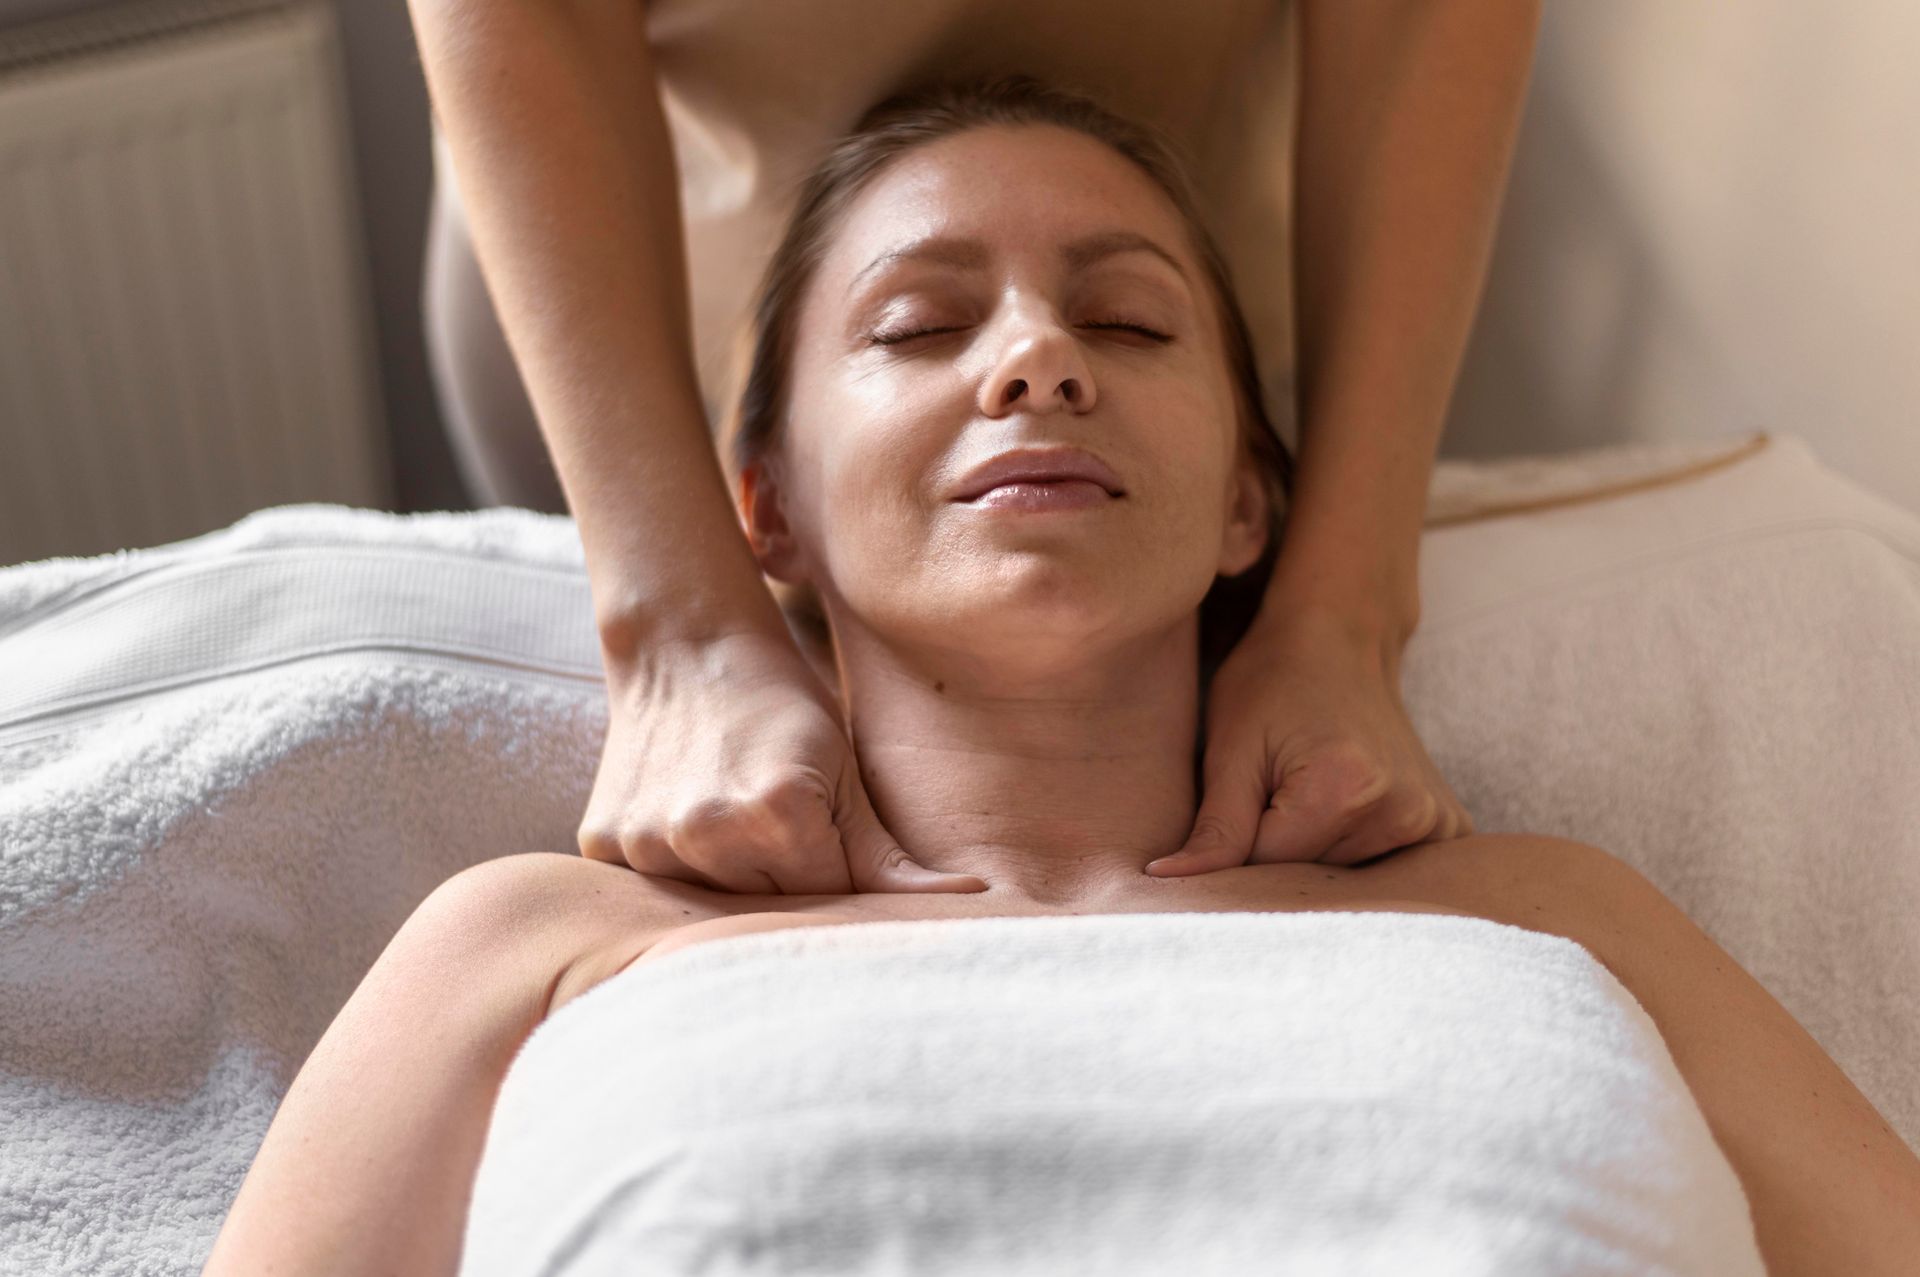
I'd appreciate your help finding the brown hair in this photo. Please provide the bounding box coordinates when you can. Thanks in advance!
[717,72,1296,701]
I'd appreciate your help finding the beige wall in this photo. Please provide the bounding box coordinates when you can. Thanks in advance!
[1446,1,1919,516]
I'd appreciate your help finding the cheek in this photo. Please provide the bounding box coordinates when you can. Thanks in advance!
[1121,482,1239,607]
[1131,371,1238,497]
[784,364,942,552]
[1122,414,1244,578]
[804,427,946,589]
[815,416,938,517]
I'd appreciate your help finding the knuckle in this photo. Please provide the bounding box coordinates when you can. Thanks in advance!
[577,826,622,863]
[1394,793,1441,841]
[616,828,676,872]
[758,772,831,822]
[1314,744,1390,809]
[665,796,738,846]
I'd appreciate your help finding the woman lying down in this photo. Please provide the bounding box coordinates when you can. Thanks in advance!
[204,76,1920,1276]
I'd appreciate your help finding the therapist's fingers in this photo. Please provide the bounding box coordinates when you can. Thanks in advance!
[662,772,847,895]
[581,628,988,895]
[1148,740,1264,876]
[836,760,988,894]
[1247,750,1377,866]
[1316,791,1478,868]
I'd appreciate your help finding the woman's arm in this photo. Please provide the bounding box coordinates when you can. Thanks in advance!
[404,0,791,655]
[1576,852,1920,1276]
[1266,0,1544,645]
[1403,835,1920,1276]
[201,855,671,1277]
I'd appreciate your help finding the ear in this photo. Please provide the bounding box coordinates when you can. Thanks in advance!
[738,459,809,584]
[1216,447,1272,578]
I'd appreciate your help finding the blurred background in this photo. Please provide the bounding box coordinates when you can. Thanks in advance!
[0,0,1914,567]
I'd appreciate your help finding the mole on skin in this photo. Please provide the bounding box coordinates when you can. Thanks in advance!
[934,681,946,693]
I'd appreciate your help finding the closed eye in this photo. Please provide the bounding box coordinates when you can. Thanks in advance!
[867,321,1172,348]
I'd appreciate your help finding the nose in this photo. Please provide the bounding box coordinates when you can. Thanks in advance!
[977,308,1098,417]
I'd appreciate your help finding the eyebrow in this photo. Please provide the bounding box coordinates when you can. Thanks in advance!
[845,229,1191,299]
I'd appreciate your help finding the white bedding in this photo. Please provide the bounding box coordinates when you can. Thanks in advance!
[0,430,1915,1273]
[461,911,1766,1276]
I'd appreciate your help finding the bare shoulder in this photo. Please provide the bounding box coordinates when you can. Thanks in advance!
[1388,838,1920,1274]
[426,853,733,1017]
[1356,832,1639,935]
[427,838,1641,1025]
[1341,830,1714,998]
[1372,834,1920,1269]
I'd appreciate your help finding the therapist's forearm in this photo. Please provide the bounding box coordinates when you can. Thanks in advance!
[1262,0,1544,648]
[406,0,790,658]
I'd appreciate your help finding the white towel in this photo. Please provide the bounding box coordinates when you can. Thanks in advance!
[461,911,1766,1276]
[1403,432,1920,1153]
[0,506,607,1276]
[0,430,1913,1274]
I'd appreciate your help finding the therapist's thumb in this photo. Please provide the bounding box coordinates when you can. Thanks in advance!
[840,767,988,894]
[1150,753,1263,876]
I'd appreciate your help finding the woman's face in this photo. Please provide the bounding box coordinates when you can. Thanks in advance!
[746,123,1269,671]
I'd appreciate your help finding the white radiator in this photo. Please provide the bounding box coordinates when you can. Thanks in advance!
[0,0,390,567]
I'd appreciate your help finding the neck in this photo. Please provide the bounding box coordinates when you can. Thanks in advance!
[832,620,1201,906]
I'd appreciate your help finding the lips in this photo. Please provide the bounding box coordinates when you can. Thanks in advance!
[951,447,1126,503]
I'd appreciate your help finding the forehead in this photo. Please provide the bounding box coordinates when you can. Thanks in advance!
[818,124,1197,296]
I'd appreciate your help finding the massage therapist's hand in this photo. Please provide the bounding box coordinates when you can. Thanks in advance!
[579,629,989,894]
[1149,607,1475,875]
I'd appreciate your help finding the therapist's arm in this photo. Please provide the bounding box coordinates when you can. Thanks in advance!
[405,0,790,652]
[1261,0,1544,645]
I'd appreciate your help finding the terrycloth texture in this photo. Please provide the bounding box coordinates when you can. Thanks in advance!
[0,429,1914,1273]
[1405,430,1920,1158]
[0,509,607,1276]
[461,911,1766,1276]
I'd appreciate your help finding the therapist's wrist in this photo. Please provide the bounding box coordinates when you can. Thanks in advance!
[593,579,796,674]
[1258,571,1420,652]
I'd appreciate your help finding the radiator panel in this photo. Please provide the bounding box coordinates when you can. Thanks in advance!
[0,0,389,565]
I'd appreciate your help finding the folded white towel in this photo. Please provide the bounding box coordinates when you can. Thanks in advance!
[462,911,1766,1276]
